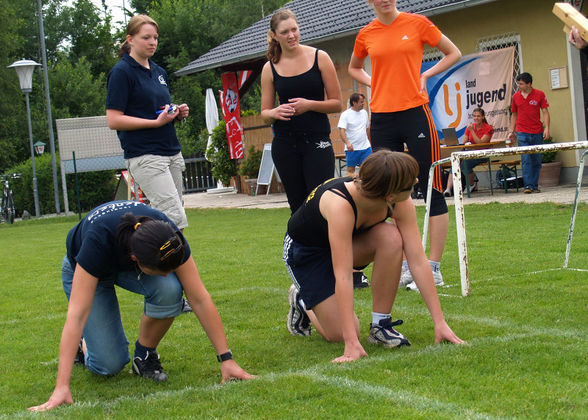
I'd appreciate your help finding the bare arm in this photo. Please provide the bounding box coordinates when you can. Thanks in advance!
[392,200,464,344]
[339,127,353,151]
[348,53,371,87]
[106,105,179,131]
[420,35,461,92]
[321,193,367,362]
[508,112,518,144]
[175,257,254,383]
[29,265,99,412]
[542,108,550,140]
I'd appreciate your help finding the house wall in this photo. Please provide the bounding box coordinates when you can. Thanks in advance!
[242,0,587,182]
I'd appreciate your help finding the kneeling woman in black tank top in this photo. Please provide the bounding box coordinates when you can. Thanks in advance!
[261,9,342,213]
[283,150,464,363]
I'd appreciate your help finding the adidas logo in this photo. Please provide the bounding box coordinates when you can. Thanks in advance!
[402,35,409,40]
[417,133,426,139]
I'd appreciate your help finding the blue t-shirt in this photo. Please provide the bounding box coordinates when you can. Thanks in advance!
[106,54,181,159]
[66,201,191,279]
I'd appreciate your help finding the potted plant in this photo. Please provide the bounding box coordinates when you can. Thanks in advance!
[206,121,238,187]
[238,146,263,195]
[539,137,562,187]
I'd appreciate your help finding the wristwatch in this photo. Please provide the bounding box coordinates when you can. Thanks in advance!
[217,350,233,362]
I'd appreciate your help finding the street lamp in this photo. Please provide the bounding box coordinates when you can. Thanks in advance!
[34,141,46,155]
[8,59,41,217]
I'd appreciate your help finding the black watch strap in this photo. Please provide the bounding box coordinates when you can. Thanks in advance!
[217,350,233,362]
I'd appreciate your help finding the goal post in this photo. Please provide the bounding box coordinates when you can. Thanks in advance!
[423,141,588,297]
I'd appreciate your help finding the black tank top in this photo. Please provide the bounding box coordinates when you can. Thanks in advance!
[270,49,331,136]
[287,177,391,248]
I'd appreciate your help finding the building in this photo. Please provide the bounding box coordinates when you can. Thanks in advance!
[177,0,588,183]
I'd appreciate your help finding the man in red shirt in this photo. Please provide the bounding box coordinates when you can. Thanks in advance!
[508,72,550,193]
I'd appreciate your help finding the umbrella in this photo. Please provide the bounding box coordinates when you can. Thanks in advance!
[205,88,219,162]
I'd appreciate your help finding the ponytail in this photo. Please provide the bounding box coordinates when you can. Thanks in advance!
[116,213,185,272]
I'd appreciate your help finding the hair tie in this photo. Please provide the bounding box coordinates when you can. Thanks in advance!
[134,222,141,230]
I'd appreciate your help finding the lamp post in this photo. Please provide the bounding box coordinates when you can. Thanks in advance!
[34,141,46,155]
[8,59,41,217]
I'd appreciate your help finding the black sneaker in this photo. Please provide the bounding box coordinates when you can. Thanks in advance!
[74,339,85,366]
[368,318,411,348]
[287,285,311,336]
[181,298,193,313]
[353,271,370,289]
[132,350,168,382]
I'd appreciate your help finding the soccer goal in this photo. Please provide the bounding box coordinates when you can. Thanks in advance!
[423,141,588,297]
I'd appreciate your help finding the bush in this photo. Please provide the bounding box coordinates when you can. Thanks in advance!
[206,121,238,185]
[5,154,117,216]
[238,146,262,178]
[542,137,557,163]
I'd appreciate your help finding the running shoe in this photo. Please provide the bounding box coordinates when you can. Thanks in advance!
[399,265,413,287]
[132,350,168,382]
[368,318,410,348]
[353,271,370,289]
[287,285,311,336]
[406,270,445,291]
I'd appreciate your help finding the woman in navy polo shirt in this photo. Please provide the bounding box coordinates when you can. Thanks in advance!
[29,201,254,412]
[106,14,190,230]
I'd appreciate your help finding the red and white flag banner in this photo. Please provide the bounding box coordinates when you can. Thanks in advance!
[220,72,244,159]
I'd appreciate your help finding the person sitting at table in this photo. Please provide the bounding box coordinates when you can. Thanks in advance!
[444,107,494,196]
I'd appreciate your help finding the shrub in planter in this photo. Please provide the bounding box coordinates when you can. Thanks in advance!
[239,146,262,178]
[542,137,557,163]
[206,121,238,186]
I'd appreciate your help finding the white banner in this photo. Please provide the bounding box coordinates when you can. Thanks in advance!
[424,47,515,141]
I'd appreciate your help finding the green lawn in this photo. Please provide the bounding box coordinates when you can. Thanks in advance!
[0,202,587,419]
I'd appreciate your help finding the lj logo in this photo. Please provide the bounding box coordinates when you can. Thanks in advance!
[442,81,462,128]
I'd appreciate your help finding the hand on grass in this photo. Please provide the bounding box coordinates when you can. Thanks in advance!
[434,320,465,345]
[220,360,256,383]
[331,341,367,363]
[28,385,73,412]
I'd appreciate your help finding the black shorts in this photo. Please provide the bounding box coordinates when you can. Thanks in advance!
[283,234,335,309]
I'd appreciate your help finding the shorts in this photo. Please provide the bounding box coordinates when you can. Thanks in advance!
[345,147,372,168]
[126,152,188,229]
[283,233,335,309]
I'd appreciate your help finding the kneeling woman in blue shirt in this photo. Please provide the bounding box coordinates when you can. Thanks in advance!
[284,151,464,362]
[29,201,254,412]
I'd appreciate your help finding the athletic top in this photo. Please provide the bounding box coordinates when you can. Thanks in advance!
[66,201,191,279]
[464,122,494,144]
[287,177,390,248]
[511,89,549,134]
[337,108,371,151]
[106,54,181,159]
[270,49,331,136]
[353,13,442,113]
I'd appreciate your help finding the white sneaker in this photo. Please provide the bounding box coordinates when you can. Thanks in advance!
[406,270,445,291]
[399,265,413,287]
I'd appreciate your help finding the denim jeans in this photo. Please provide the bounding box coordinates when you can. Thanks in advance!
[516,132,543,190]
[61,256,183,375]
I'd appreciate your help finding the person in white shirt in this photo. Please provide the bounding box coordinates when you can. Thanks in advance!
[338,93,372,177]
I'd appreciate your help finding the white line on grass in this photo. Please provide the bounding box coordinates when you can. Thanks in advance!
[3,332,549,419]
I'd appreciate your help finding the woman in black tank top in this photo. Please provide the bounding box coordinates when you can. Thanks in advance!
[283,151,464,363]
[261,9,342,213]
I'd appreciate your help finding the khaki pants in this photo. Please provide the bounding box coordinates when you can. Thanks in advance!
[126,153,188,229]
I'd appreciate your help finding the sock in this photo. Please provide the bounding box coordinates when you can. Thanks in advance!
[402,260,409,271]
[134,340,156,360]
[372,312,390,325]
[429,260,440,273]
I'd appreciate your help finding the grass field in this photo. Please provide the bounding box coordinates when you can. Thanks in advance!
[0,202,587,419]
